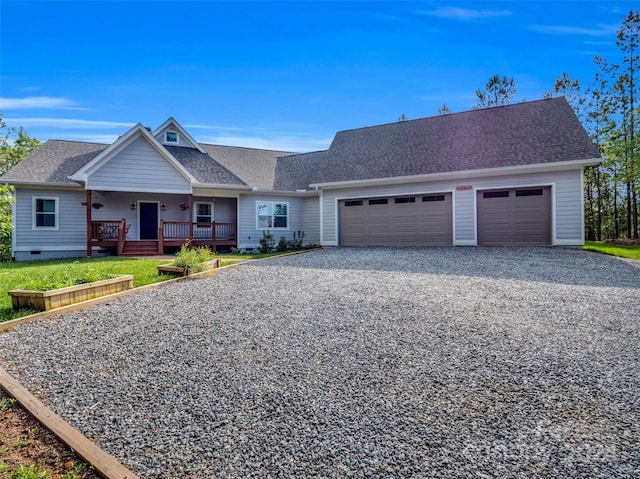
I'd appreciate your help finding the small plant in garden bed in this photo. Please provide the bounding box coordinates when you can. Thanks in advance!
[259,230,308,253]
[171,243,216,273]
[0,397,16,412]
[258,231,275,253]
[6,464,50,478]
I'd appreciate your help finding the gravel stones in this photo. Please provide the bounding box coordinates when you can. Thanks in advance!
[1,247,639,478]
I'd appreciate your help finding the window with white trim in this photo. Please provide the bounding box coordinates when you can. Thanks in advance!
[33,197,58,229]
[194,202,213,224]
[165,131,178,143]
[256,201,288,229]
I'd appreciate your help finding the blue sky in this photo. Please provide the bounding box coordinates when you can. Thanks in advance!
[0,1,633,152]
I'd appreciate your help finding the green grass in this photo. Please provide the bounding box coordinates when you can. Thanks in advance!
[0,257,174,323]
[7,464,50,478]
[0,251,304,323]
[583,241,640,260]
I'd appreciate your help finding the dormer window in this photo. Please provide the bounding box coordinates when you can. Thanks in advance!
[165,131,178,143]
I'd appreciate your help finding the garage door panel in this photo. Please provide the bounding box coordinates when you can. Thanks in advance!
[477,186,551,246]
[339,193,452,246]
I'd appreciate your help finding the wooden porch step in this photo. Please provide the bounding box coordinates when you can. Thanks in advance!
[121,241,159,256]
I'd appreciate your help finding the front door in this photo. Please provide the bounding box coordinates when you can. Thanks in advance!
[139,202,159,240]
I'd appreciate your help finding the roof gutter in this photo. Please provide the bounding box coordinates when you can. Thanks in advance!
[244,187,320,197]
[309,157,603,189]
[194,183,254,191]
[3,181,84,190]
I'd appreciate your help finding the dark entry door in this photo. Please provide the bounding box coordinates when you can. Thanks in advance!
[139,202,158,240]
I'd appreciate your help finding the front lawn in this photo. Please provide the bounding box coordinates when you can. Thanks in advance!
[583,240,640,260]
[0,257,173,322]
[0,250,311,323]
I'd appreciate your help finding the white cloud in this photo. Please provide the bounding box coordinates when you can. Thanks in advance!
[63,133,121,144]
[422,7,511,20]
[0,96,76,109]
[529,23,618,37]
[3,117,134,129]
[4,116,331,151]
[198,134,332,153]
[184,123,245,132]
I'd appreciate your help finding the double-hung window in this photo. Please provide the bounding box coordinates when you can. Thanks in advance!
[194,202,213,224]
[33,197,58,229]
[256,201,288,229]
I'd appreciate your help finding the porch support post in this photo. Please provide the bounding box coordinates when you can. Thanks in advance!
[158,220,164,254]
[188,194,193,243]
[86,190,92,257]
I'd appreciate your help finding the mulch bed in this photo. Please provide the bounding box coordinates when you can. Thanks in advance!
[602,238,640,245]
[0,389,100,478]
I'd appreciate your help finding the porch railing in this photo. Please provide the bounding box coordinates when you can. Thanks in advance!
[90,219,127,255]
[159,221,236,245]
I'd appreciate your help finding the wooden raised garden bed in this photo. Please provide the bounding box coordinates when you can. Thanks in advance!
[8,275,134,312]
[157,258,220,277]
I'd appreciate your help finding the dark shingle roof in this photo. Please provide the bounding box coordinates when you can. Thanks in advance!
[1,140,108,184]
[0,140,290,188]
[201,144,294,189]
[163,146,247,186]
[2,98,600,191]
[274,97,601,190]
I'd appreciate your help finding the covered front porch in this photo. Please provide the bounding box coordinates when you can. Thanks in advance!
[85,190,238,256]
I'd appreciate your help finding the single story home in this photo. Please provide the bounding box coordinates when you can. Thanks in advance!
[2,97,601,261]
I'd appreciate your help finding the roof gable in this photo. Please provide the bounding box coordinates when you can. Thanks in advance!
[68,124,197,191]
[153,117,205,153]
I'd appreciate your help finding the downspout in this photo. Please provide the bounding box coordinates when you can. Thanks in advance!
[318,187,324,246]
[10,185,16,261]
[86,190,92,257]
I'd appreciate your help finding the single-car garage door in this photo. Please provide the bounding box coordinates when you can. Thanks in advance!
[339,193,452,246]
[477,186,552,246]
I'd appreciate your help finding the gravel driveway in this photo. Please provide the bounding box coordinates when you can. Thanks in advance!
[1,247,639,478]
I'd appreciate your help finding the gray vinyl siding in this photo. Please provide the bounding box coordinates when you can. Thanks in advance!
[320,169,585,246]
[208,197,236,223]
[13,187,86,259]
[454,189,475,243]
[553,172,583,241]
[87,137,191,193]
[237,194,307,249]
[301,197,321,244]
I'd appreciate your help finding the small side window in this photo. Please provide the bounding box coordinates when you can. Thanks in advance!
[483,191,509,199]
[165,131,178,143]
[423,195,445,202]
[394,197,416,204]
[516,189,543,197]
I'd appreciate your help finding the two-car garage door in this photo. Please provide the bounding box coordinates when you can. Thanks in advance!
[339,193,453,246]
[338,186,552,247]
